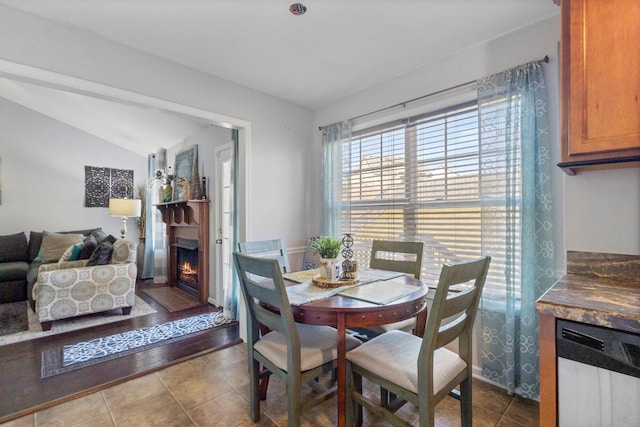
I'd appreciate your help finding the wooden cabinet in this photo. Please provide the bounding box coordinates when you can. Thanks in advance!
[559,0,640,174]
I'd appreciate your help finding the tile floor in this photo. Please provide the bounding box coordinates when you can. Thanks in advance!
[1,343,539,426]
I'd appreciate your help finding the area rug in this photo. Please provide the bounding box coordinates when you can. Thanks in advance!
[0,301,29,336]
[142,286,201,312]
[0,296,156,347]
[41,311,233,378]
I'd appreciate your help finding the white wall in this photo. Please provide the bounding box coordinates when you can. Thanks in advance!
[564,168,640,254]
[0,5,315,252]
[0,97,146,238]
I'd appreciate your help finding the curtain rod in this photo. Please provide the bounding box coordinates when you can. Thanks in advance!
[318,55,549,131]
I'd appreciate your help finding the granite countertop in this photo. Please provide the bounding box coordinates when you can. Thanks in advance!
[536,251,640,334]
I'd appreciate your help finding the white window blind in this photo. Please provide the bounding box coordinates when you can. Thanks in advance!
[340,100,519,299]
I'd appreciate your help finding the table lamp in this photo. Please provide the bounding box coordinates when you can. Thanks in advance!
[109,198,142,239]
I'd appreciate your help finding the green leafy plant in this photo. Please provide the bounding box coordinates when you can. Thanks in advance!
[309,236,343,259]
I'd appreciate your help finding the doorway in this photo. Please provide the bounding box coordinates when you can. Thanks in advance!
[0,60,251,320]
[214,142,235,309]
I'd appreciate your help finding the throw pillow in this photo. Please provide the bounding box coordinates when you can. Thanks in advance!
[78,235,97,260]
[40,231,84,264]
[90,228,108,243]
[87,241,114,266]
[0,232,28,263]
[28,231,44,262]
[97,234,117,246]
[59,243,83,262]
[29,229,99,262]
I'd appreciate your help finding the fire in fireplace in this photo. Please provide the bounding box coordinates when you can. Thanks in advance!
[175,238,199,298]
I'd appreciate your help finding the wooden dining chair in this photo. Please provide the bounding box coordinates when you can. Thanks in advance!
[345,256,491,427]
[237,239,293,399]
[238,239,291,273]
[233,252,361,427]
[356,240,425,338]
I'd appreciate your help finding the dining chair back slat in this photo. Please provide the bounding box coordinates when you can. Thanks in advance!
[369,240,424,279]
[439,287,476,320]
[238,239,291,273]
[434,313,467,350]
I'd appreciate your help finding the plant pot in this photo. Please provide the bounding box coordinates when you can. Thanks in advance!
[318,258,340,280]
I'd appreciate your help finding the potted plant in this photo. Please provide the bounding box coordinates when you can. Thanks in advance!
[309,236,343,280]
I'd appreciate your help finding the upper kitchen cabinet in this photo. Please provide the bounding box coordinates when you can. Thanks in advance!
[559,0,640,174]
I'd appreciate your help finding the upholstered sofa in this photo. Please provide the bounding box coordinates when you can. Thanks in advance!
[33,239,138,331]
[0,228,108,309]
[0,232,30,304]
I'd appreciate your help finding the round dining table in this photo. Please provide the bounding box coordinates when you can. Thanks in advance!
[285,273,429,427]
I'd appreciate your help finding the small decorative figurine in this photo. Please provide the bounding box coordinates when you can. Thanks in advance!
[340,233,356,280]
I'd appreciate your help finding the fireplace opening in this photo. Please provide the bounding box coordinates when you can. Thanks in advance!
[175,238,199,298]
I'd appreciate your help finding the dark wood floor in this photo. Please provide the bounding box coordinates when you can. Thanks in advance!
[0,281,241,424]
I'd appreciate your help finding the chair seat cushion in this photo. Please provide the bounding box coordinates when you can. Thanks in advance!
[346,330,466,395]
[255,324,361,372]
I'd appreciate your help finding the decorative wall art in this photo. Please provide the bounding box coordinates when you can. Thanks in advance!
[84,166,134,207]
[173,145,200,201]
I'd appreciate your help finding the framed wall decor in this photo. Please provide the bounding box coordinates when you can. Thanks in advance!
[173,145,199,201]
[84,166,134,207]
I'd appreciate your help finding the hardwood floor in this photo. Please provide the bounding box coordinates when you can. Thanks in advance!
[0,281,241,424]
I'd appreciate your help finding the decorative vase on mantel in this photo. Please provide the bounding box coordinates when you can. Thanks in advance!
[162,182,173,203]
[136,237,145,278]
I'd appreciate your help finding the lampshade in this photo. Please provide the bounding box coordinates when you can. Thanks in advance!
[109,198,142,217]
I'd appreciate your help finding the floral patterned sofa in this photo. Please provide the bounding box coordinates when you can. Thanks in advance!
[33,239,138,331]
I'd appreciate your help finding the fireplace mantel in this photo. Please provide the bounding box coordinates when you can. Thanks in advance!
[156,200,208,225]
[155,200,210,304]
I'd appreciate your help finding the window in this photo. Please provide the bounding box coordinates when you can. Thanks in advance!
[340,100,518,301]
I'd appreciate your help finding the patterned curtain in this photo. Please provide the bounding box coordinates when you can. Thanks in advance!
[477,61,557,398]
[321,120,352,236]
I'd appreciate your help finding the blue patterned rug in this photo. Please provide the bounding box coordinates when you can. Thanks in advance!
[41,311,233,378]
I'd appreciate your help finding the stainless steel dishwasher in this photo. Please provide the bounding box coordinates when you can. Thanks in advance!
[556,318,640,426]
